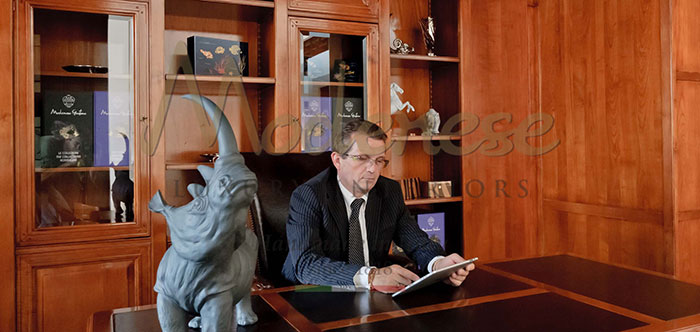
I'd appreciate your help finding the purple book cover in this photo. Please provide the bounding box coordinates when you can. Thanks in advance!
[93,91,110,166]
[93,91,131,167]
[301,96,332,153]
[417,212,445,249]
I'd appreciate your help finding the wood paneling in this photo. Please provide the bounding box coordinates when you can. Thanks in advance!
[17,239,151,332]
[288,0,379,23]
[538,0,667,272]
[1,0,14,329]
[673,0,700,282]
[461,0,539,261]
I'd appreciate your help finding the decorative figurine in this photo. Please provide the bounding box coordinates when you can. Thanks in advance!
[389,13,415,55]
[420,17,437,56]
[423,108,441,136]
[390,82,416,114]
[149,95,259,331]
[391,38,415,55]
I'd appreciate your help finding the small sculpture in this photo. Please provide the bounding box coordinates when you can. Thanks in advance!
[391,38,415,55]
[423,108,441,136]
[390,82,415,114]
[149,95,259,331]
[420,17,437,56]
[111,133,133,222]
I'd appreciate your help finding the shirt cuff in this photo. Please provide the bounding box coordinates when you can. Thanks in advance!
[353,266,375,289]
[427,256,444,273]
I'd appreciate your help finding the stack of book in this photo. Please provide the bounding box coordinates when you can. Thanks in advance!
[400,177,422,200]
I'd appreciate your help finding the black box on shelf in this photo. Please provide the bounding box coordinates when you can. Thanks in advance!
[187,36,249,76]
[40,91,94,167]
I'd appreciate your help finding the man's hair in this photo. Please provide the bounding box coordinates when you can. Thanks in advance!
[332,120,388,154]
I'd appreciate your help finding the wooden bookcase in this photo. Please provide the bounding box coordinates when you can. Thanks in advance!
[9,0,468,329]
[383,0,463,254]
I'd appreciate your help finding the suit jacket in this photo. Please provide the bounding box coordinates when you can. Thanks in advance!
[282,167,446,285]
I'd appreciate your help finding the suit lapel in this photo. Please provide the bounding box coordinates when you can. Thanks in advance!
[365,182,382,265]
[326,171,349,255]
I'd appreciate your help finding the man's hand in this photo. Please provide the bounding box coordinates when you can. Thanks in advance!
[432,254,475,287]
[371,264,420,293]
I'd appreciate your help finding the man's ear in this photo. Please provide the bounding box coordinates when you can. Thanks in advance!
[331,152,342,170]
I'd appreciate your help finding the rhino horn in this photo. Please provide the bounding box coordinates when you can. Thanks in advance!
[182,94,239,157]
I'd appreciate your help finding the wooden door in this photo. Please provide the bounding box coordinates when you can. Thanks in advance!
[14,0,150,246]
[288,17,380,153]
[17,239,151,332]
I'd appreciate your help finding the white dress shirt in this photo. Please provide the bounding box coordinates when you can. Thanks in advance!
[337,177,442,289]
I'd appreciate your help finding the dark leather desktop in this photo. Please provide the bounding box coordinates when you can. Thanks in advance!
[91,255,700,332]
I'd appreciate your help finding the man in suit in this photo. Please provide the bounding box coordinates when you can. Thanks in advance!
[282,120,475,292]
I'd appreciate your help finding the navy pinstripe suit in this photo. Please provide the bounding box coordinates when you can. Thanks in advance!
[282,167,446,285]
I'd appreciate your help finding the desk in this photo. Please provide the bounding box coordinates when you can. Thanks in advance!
[89,255,700,331]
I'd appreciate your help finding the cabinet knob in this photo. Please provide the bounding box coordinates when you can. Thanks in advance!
[140,116,148,122]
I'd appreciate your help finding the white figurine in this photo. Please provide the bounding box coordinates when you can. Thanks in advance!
[424,108,440,135]
[390,82,415,114]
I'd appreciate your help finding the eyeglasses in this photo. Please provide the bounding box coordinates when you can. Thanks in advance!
[342,154,390,169]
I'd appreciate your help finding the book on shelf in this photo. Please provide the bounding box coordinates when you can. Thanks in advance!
[40,91,94,168]
[417,212,445,249]
[93,91,131,167]
[401,177,422,200]
[333,96,363,126]
[301,96,332,153]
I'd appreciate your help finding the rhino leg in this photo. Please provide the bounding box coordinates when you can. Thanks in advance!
[200,291,234,332]
[236,292,258,326]
[157,293,188,332]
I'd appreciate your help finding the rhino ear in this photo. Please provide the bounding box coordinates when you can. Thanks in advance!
[187,183,205,197]
[197,165,214,183]
[149,190,170,213]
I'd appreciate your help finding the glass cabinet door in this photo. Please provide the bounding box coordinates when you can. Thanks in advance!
[289,17,379,153]
[16,1,148,244]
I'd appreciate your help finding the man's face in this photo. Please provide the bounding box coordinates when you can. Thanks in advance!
[332,133,388,197]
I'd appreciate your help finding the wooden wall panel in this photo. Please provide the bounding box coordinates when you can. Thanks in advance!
[1,0,14,329]
[673,0,700,284]
[538,0,667,272]
[17,240,151,332]
[461,0,539,261]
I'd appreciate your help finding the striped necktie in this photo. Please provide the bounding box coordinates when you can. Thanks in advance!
[347,198,365,265]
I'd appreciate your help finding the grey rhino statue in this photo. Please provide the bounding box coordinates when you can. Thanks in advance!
[149,95,259,331]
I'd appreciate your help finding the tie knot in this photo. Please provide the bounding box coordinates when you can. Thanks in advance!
[351,198,364,212]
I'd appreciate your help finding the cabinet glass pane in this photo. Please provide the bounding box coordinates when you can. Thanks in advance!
[299,31,367,153]
[33,9,135,227]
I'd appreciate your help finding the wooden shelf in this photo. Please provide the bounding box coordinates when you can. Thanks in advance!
[405,197,463,206]
[35,166,129,173]
[165,162,214,170]
[301,81,364,87]
[165,74,276,86]
[391,135,461,141]
[390,54,459,63]
[38,71,133,80]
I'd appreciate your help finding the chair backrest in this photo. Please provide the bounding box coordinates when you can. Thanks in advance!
[241,152,332,285]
